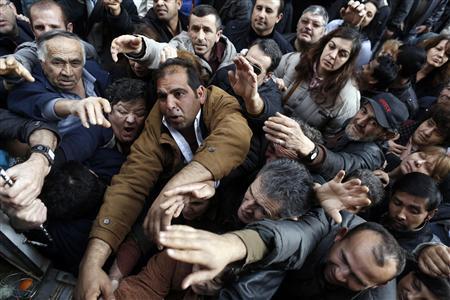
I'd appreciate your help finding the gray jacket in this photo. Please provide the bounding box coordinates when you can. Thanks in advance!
[135,31,237,77]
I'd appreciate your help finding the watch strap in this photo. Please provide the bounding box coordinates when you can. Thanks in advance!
[30,145,55,166]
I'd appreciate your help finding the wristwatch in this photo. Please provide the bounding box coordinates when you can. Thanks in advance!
[30,144,55,166]
[304,144,319,163]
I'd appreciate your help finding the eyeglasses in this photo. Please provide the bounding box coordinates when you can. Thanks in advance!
[244,55,262,76]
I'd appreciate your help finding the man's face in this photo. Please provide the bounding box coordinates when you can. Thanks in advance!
[426,39,449,68]
[157,69,205,130]
[397,272,439,300]
[244,45,272,86]
[345,103,387,142]
[387,191,434,232]
[41,37,84,92]
[188,14,221,60]
[237,175,281,224]
[437,86,450,105]
[0,0,17,35]
[412,118,445,147]
[360,2,377,28]
[128,59,150,78]
[360,58,379,86]
[251,0,282,36]
[318,37,353,73]
[182,198,210,220]
[324,230,397,291]
[296,12,326,44]
[109,99,147,144]
[30,6,71,39]
[153,0,181,22]
[265,141,297,162]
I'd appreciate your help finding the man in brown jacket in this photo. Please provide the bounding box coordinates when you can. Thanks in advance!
[75,58,252,300]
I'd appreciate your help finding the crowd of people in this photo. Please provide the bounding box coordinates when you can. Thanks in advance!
[0,0,450,299]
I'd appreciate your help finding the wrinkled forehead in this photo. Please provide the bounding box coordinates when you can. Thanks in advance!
[43,37,83,59]
[189,14,219,31]
[299,12,326,25]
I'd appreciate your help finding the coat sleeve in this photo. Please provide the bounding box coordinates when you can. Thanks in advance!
[192,87,252,180]
[313,143,385,181]
[89,106,167,251]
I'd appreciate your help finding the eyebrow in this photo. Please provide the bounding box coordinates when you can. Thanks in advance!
[342,250,369,288]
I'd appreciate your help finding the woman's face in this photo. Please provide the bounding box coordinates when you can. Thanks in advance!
[318,37,353,74]
[360,2,377,28]
[399,151,438,176]
[397,272,439,300]
[426,39,449,68]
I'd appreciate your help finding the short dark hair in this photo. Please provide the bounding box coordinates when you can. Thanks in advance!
[258,159,314,218]
[105,78,149,109]
[155,58,202,92]
[190,4,222,30]
[295,118,324,144]
[372,55,398,90]
[29,0,68,25]
[344,222,406,277]
[429,102,450,146]
[391,172,442,211]
[253,0,284,15]
[396,45,426,79]
[346,169,384,208]
[39,161,106,221]
[249,39,282,72]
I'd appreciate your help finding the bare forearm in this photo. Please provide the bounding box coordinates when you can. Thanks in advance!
[53,99,74,118]
[28,129,57,150]
[222,233,248,262]
[80,238,112,269]
[244,93,265,116]
[163,161,213,191]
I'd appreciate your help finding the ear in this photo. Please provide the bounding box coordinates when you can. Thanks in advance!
[334,227,349,242]
[196,85,207,105]
[276,13,283,24]
[339,7,345,18]
[67,22,74,33]
[177,0,182,9]
[215,28,222,43]
[426,208,437,222]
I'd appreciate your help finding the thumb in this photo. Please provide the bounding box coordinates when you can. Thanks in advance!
[131,36,141,48]
[182,270,216,290]
[327,208,342,224]
[100,280,115,300]
[227,70,236,85]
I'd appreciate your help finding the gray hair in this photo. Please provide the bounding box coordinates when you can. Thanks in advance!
[258,159,314,218]
[37,30,85,64]
[302,5,329,25]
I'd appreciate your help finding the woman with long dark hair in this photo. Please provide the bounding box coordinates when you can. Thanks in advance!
[415,34,450,98]
[279,27,362,135]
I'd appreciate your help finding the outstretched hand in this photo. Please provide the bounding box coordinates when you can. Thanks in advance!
[69,97,112,128]
[110,35,143,62]
[0,56,34,82]
[160,225,246,289]
[315,170,371,223]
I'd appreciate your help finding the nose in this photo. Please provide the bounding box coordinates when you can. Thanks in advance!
[155,0,163,5]
[125,113,136,123]
[423,126,434,136]
[60,63,72,76]
[355,114,368,126]
[396,208,407,221]
[197,29,205,40]
[166,94,177,110]
[328,49,338,61]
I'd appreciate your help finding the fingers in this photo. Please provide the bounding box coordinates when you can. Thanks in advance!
[327,208,342,224]
[99,280,115,300]
[110,35,141,62]
[163,182,212,198]
[333,170,346,183]
[181,270,217,290]
[419,246,450,277]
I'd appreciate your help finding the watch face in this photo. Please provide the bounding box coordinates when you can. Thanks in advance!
[311,152,318,160]
[36,145,44,151]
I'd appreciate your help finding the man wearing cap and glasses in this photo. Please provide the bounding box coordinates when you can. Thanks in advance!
[263,92,409,181]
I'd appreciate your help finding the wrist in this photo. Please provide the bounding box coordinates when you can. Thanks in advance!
[222,233,247,263]
[296,139,316,158]
[28,153,51,173]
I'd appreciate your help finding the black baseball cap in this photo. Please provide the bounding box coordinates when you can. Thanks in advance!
[364,93,409,132]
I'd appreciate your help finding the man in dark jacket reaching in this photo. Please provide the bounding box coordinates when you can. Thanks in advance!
[263,92,409,181]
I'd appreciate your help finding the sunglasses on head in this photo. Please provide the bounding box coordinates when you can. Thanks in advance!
[244,56,262,75]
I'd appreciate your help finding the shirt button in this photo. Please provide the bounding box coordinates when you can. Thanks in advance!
[207,146,216,152]
[103,218,110,225]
